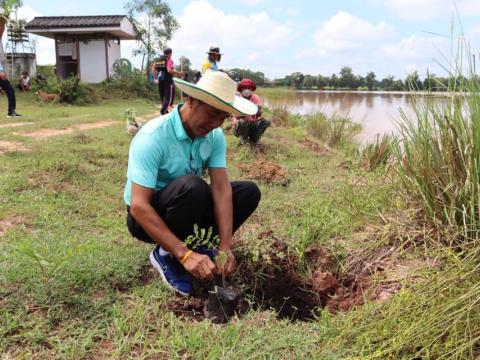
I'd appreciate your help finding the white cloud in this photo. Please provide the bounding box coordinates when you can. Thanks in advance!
[242,0,263,5]
[375,0,480,21]
[169,0,298,73]
[313,11,394,54]
[382,35,445,61]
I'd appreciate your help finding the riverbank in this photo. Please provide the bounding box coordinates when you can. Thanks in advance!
[0,93,478,358]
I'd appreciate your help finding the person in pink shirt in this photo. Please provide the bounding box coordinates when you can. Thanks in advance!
[232,79,270,145]
[153,48,184,115]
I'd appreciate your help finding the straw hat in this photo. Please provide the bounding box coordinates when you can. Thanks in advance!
[173,70,258,116]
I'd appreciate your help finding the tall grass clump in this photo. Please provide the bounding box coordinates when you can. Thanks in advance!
[393,69,480,240]
[360,134,396,171]
[305,113,361,148]
[270,105,301,127]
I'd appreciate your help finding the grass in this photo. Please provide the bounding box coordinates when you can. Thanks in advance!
[0,91,479,358]
[304,112,362,149]
[360,133,396,171]
[394,73,480,242]
[256,87,295,101]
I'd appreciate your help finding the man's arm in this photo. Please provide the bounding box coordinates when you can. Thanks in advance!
[209,168,236,276]
[130,183,215,279]
[166,60,184,78]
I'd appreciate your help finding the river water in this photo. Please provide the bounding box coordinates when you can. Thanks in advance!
[262,91,449,142]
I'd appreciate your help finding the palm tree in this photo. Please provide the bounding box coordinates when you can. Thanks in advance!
[0,0,22,67]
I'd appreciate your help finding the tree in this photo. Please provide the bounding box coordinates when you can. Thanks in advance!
[303,74,317,89]
[227,68,266,86]
[317,75,329,89]
[405,71,423,90]
[0,0,22,66]
[329,73,338,89]
[289,72,304,89]
[365,71,376,91]
[339,66,355,89]
[175,56,197,81]
[125,0,179,75]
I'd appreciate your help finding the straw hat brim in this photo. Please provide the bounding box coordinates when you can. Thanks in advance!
[173,77,257,116]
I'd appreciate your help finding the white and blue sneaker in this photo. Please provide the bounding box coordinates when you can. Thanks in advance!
[149,246,192,296]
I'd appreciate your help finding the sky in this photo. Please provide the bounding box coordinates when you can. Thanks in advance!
[11,0,480,79]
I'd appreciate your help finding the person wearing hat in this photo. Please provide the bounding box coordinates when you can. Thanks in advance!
[233,78,270,145]
[124,70,260,296]
[201,46,222,74]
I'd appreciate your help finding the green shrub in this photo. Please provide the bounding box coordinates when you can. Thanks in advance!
[58,76,97,105]
[102,70,158,100]
[269,105,302,127]
[360,134,396,171]
[305,113,361,148]
[393,56,480,240]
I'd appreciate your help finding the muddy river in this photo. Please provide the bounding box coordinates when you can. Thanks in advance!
[262,91,450,142]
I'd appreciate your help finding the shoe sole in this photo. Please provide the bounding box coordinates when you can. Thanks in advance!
[149,251,189,297]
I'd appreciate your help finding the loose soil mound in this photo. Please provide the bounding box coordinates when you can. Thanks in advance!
[298,138,329,155]
[0,141,28,154]
[238,159,288,186]
[164,234,386,323]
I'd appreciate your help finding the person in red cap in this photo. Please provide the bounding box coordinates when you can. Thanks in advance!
[232,79,270,145]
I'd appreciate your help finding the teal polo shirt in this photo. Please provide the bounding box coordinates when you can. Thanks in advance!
[123,105,227,206]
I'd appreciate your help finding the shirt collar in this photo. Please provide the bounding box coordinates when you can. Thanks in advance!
[172,105,190,141]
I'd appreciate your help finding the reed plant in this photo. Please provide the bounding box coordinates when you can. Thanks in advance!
[393,70,480,241]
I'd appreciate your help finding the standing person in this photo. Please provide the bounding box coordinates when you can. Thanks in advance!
[233,79,270,145]
[202,46,222,74]
[0,62,21,117]
[153,48,184,115]
[124,70,259,296]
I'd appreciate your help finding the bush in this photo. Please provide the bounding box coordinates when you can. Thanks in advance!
[101,69,158,100]
[360,134,396,171]
[271,105,291,126]
[58,76,97,105]
[393,82,480,239]
[305,113,361,148]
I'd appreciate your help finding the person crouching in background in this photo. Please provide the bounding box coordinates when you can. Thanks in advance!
[232,79,270,146]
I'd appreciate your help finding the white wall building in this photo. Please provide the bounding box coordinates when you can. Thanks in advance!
[25,15,137,83]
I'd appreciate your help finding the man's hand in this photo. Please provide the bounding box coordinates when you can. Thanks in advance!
[182,252,216,280]
[215,250,237,277]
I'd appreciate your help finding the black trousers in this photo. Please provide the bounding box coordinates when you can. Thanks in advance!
[159,83,175,115]
[127,174,261,244]
[233,118,271,144]
[0,79,16,115]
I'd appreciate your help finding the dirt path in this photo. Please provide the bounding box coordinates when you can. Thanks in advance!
[0,122,34,129]
[0,141,28,154]
[14,121,121,139]
[13,111,159,140]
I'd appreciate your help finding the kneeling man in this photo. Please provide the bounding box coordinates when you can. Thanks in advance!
[124,70,260,296]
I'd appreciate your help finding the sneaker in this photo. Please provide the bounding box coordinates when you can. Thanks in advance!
[196,246,217,261]
[7,112,22,117]
[149,246,192,296]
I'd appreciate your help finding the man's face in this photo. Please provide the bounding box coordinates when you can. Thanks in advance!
[188,99,230,137]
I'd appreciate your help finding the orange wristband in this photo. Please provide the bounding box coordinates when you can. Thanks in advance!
[180,250,193,265]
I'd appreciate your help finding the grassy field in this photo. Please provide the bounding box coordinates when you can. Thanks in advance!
[0,92,478,359]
